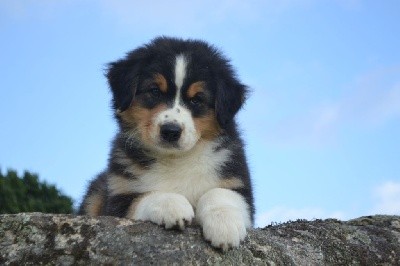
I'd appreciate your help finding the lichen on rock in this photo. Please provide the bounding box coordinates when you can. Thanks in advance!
[0,213,399,265]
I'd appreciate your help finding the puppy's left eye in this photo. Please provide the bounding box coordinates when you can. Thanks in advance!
[149,87,162,98]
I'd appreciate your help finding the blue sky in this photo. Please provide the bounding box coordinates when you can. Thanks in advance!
[1,0,399,227]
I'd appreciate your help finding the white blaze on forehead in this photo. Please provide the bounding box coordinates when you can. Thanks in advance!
[149,53,198,153]
[174,54,188,94]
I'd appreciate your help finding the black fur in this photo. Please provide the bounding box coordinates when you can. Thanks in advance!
[79,36,254,225]
[108,37,248,129]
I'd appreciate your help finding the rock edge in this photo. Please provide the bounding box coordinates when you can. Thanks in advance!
[1,213,399,265]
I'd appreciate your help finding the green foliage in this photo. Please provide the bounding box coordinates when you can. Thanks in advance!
[0,169,73,214]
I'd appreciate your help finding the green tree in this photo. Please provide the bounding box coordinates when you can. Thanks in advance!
[0,169,73,214]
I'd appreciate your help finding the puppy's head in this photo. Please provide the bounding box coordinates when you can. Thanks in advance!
[107,37,247,154]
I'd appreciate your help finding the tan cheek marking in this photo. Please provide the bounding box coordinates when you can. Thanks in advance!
[219,178,244,190]
[120,103,168,145]
[194,110,221,140]
[84,193,104,216]
[187,81,205,98]
[154,73,168,93]
[108,174,135,195]
[126,192,151,218]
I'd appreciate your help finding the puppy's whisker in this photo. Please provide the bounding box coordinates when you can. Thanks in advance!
[124,130,140,150]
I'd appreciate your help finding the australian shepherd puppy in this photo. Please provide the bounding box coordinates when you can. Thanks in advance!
[79,37,254,250]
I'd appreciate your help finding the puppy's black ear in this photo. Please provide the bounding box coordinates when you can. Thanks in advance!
[215,77,248,128]
[106,59,140,113]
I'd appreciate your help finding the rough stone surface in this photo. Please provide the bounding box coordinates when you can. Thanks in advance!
[0,213,399,265]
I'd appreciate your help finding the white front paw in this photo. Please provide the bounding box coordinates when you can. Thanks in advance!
[196,188,252,251]
[201,208,247,251]
[132,192,194,230]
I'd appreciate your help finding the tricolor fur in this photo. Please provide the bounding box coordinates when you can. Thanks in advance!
[79,37,254,251]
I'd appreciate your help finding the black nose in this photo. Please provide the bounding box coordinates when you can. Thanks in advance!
[160,123,182,143]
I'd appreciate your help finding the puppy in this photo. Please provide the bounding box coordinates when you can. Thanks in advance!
[79,37,254,251]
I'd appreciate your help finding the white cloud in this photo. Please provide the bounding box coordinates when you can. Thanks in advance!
[312,104,340,135]
[337,67,400,127]
[97,0,329,35]
[370,83,400,125]
[371,181,400,215]
[99,0,260,33]
[256,180,400,228]
[256,206,346,228]
[0,0,305,26]
[333,0,362,10]
[0,0,71,20]
[313,67,400,130]
[258,66,400,147]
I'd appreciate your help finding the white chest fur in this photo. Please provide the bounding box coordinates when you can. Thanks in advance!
[133,140,231,206]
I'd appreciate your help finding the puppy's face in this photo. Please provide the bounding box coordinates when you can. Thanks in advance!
[107,38,247,155]
[119,55,220,153]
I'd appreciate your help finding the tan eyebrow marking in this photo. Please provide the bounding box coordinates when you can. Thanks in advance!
[187,81,205,98]
[154,73,168,93]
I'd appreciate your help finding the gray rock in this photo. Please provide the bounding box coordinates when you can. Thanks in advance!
[0,213,399,265]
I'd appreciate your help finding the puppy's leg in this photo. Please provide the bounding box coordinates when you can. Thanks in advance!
[128,192,194,230]
[196,188,252,251]
[78,172,107,216]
